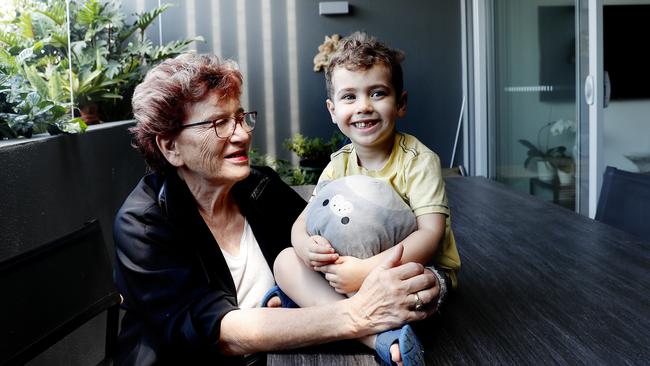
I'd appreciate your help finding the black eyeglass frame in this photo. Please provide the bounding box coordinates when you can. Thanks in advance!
[180,111,257,139]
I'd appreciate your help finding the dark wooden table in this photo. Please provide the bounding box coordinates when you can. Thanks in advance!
[269,177,650,365]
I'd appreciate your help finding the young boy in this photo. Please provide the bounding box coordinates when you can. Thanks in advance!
[271,32,461,366]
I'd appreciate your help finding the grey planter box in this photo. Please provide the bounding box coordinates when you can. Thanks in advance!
[0,120,146,261]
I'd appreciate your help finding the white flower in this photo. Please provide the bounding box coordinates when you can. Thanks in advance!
[550,119,576,136]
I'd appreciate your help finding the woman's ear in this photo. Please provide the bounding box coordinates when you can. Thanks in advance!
[156,135,183,167]
[397,91,408,118]
[326,99,337,124]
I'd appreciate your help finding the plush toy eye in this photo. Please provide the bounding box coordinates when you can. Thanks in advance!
[323,199,329,206]
[341,217,349,225]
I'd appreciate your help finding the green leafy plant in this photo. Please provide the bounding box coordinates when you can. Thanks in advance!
[249,148,320,186]
[0,0,201,138]
[0,67,86,138]
[281,132,345,184]
[284,132,345,167]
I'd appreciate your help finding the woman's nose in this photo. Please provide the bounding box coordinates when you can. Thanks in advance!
[229,120,251,142]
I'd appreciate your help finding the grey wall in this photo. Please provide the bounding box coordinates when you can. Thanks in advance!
[0,121,146,365]
[123,0,464,166]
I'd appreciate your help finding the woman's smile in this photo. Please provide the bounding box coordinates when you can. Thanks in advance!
[224,149,249,163]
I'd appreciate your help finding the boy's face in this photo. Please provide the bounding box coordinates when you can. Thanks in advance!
[326,64,407,151]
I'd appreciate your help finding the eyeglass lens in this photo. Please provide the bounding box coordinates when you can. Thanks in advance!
[213,112,257,138]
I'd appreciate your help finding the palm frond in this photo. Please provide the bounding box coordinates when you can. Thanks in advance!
[151,36,203,61]
[0,31,20,48]
[34,5,66,26]
[135,4,173,33]
[76,0,103,27]
[18,12,35,40]
[22,65,49,100]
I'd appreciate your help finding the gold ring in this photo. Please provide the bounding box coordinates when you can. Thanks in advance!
[414,292,424,311]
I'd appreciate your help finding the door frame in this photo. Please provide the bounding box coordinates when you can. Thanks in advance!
[585,0,604,218]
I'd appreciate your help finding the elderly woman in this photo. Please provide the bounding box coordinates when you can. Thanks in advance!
[113,53,439,365]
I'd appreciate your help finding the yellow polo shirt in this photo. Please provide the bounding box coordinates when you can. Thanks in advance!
[318,132,461,287]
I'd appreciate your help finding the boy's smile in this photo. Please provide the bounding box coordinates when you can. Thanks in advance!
[326,64,407,157]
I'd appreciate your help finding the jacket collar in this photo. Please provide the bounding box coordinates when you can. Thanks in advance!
[156,168,269,221]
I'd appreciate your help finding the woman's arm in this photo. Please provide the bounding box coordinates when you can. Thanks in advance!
[315,213,445,294]
[219,244,438,355]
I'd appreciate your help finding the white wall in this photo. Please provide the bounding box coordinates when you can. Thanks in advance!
[603,100,650,172]
[600,0,650,173]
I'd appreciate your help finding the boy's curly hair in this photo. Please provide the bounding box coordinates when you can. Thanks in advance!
[325,32,405,99]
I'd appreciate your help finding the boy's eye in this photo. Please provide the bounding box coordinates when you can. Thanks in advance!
[371,90,387,98]
[340,94,355,101]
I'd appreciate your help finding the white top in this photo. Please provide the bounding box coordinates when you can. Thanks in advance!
[220,218,275,309]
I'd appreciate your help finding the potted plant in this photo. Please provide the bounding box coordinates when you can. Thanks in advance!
[283,132,345,184]
[518,139,568,182]
[249,148,311,186]
[0,0,201,137]
[519,119,577,183]
[552,154,575,185]
[284,132,345,180]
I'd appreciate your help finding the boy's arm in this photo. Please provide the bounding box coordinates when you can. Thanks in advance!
[366,213,445,266]
[291,162,340,268]
[315,213,445,294]
[291,208,339,267]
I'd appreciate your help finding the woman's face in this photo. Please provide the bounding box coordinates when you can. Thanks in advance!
[172,92,252,185]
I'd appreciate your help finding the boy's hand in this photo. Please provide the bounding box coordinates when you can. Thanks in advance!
[315,256,368,294]
[305,235,339,268]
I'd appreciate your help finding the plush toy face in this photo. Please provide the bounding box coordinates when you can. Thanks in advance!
[324,194,353,224]
[305,175,417,259]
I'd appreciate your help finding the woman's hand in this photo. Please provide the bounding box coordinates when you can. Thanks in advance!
[315,256,368,294]
[220,244,441,354]
[347,244,439,336]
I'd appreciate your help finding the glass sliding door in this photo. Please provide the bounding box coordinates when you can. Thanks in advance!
[491,0,579,210]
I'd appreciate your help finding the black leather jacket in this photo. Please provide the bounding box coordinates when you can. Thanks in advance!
[113,166,306,365]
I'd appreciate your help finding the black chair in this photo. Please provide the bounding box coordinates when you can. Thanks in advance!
[595,166,650,241]
[0,220,120,366]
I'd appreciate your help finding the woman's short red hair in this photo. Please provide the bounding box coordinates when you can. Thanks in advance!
[131,53,243,173]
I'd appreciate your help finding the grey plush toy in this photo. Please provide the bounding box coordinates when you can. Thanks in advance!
[305,175,417,259]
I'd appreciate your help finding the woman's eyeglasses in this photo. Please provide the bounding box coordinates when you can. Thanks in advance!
[181,111,257,139]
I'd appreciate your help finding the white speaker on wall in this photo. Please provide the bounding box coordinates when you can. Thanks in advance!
[319,2,349,15]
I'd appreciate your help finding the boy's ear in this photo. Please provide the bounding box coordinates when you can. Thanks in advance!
[326,99,337,124]
[156,135,184,167]
[397,91,408,118]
